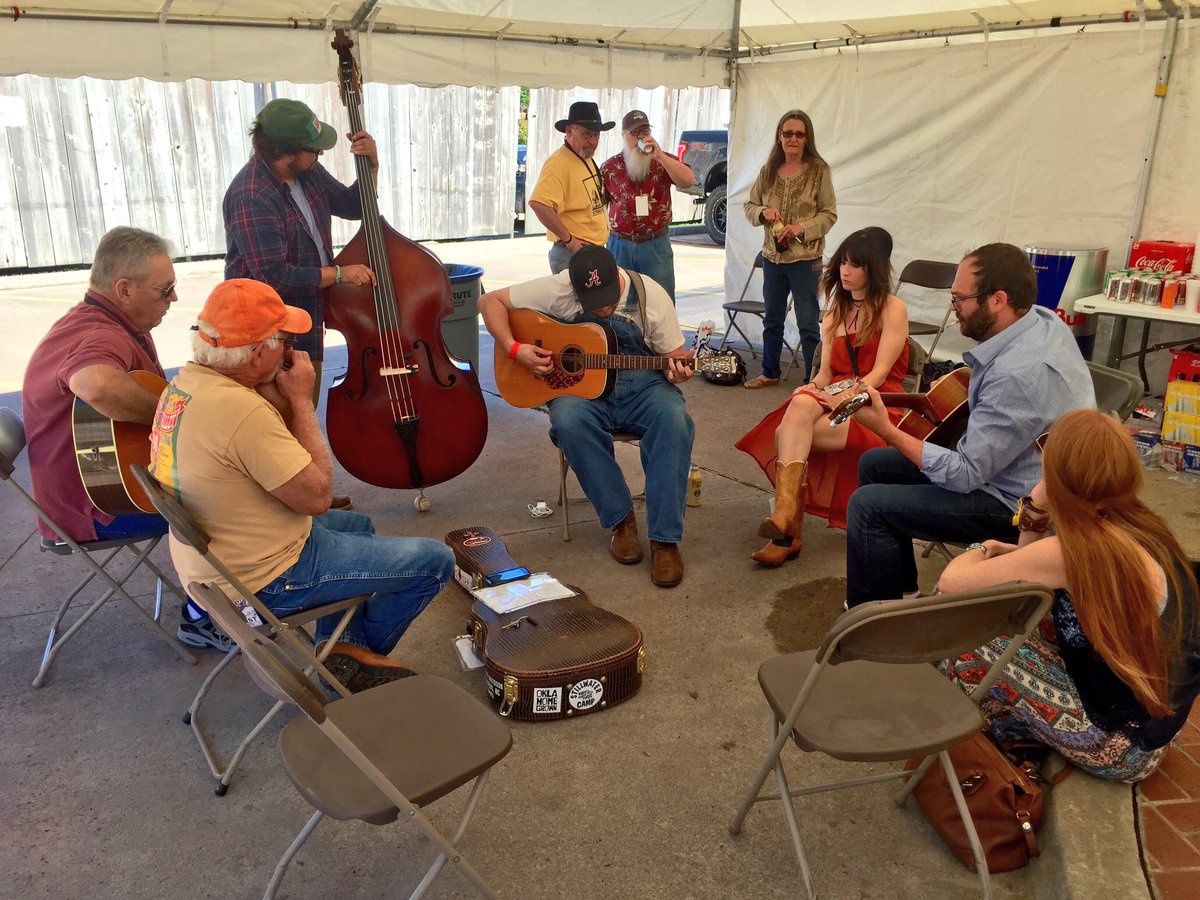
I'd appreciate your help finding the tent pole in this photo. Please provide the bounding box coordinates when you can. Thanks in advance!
[728,0,742,104]
[1111,15,1180,371]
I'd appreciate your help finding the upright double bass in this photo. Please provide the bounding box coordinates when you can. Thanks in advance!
[324,30,488,501]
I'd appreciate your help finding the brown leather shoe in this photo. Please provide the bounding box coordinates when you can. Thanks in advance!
[650,541,684,587]
[610,510,643,564]
[316,641,416,694]
[331,495,354,511]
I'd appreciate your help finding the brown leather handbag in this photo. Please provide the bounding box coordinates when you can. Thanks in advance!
[905,732,1058,873]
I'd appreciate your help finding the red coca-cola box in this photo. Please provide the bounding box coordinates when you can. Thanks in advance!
[1168,348,1200,384]
[1127,240,1195,273]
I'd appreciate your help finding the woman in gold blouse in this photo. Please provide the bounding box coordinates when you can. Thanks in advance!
[742,109,837,389]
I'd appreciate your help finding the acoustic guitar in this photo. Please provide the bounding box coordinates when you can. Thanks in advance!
[71,370,166,516]
[495,308,739,408]
[828,366,971,448]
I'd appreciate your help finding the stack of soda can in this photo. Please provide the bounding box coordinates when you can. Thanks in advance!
[1104,268,1197,309]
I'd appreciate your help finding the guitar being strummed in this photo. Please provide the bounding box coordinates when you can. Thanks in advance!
[479,245,696,589]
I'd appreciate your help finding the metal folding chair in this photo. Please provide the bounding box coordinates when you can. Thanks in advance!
[1086,361,1143,422]
[190,581,513,900]
[898,258,958,361]
[717,251,802,379]
[729,582,1054,900]
[130,464,367,796]
[0,408,195,686]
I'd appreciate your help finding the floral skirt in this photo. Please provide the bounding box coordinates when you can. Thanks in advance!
[942,631,1166,783]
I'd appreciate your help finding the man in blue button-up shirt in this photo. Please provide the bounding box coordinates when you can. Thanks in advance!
[845,243,1095,607]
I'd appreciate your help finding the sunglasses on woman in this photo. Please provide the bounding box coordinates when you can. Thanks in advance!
[1034,431,1049,453]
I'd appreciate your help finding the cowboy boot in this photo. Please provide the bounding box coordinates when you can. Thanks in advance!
[751,460,808,567]
[758,460,808,541]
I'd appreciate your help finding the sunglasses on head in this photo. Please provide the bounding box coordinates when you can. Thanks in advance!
[1034,431,1049,453]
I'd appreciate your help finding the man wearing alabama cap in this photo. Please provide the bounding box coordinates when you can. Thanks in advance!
[150,279,454,690]
[600,110,695,302]
[479,246,696,587]
[528,100,616,274]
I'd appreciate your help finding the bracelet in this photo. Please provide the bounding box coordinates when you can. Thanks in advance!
[1012,495,1051,533]
[508,342,522,360]
[334,265,342,285]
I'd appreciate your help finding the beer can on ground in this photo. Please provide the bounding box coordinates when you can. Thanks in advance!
[687,465,702,507]
[1024,245,1107,359]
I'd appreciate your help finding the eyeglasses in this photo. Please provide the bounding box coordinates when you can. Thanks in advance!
[1034,431,1049,453]
[949,291,989,309]
[143,280,177,299]
[780,130,807,140]
[628,126,651,137]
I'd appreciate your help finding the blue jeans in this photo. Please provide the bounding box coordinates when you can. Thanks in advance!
[548,369,695,543]
[548,241,575,274]
[93,513,168,540]
[606,233,676,302]
[761,257,821,380]
[845,448,1018,607]
[257,510,454,655]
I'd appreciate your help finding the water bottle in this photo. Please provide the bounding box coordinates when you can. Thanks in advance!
[687,465,702,507]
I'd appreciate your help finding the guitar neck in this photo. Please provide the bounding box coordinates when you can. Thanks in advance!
[878,392,939,423]
[579,354,693,371]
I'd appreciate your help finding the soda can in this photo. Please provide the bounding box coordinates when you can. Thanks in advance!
[1162,277,1183,309]
[1112,275,1134,303]
[1139,275,1163,306]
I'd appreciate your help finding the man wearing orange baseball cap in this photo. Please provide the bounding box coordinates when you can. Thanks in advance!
[150,279,454,690]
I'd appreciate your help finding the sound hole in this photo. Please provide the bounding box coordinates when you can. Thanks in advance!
[559,346,584,375]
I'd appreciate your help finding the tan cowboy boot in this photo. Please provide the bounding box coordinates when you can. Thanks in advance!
[751,460,808,567]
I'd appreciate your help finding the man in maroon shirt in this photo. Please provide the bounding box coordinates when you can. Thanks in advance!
[600,110,695,302]
[22,226,231,652]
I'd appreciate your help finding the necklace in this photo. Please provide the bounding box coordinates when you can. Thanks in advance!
[847,301,863,333]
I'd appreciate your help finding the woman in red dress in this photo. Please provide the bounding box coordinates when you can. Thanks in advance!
[735,227,909,566]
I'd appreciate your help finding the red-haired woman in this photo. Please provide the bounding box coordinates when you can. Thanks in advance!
[736,227,908,565]
[938,408,1200,780]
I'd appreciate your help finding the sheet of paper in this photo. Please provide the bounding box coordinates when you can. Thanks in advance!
[471,572,575,613]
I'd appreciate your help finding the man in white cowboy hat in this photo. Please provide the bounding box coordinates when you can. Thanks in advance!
[528,100,616,274]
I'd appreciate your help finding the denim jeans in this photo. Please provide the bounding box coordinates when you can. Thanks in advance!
[845,448,1018,607]
[93,513,168,540]
[606,233,676,301]
[548,369,695,543]
[761,256,821,380]
[257,510,454,655]
[548,241,575,274]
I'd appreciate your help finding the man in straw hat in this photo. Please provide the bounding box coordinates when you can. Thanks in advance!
[529,100,616,274]
[150,279,454,691]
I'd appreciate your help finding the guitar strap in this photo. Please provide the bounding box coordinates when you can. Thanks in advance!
[843,333,860,379]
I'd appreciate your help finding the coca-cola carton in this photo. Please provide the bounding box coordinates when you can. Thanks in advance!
[1127,240,1195,273]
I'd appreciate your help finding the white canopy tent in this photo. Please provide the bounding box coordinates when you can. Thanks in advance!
[3,1,1198,385]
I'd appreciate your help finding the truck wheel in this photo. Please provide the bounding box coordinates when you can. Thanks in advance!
[704,184,727,246]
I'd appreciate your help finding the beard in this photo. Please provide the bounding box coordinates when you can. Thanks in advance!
[958,303,997,342]
[622,146,652,183]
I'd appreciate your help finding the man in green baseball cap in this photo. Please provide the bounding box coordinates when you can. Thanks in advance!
[223,96,382,511]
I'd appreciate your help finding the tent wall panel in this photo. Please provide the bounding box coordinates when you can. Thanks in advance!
[726,29,1163,365]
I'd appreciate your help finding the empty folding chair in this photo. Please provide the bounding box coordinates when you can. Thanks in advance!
[729,582,1053,900]
[717,251,802,379]
[190,581,513,900]
[1086,361,1143,422]
[897,258,958,362]
[130,464,368,796]
[0,408,195,686]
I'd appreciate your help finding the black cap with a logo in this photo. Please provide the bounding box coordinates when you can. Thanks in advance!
[569,245,621,312]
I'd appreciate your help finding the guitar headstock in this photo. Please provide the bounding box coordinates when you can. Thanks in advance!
[695,354,740,376]
[828,391,871,427]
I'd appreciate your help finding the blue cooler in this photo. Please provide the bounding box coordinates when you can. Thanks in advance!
[1024,245,1108,360]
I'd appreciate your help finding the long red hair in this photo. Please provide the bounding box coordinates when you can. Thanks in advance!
[1042,409,1198,716]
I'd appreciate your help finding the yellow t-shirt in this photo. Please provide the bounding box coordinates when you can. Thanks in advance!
[150,363,313,597]
[528,143,609,246]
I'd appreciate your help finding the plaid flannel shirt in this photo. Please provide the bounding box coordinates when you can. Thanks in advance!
[223,154,363,358]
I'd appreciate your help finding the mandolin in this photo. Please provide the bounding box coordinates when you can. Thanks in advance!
[495,309,739,408]
[71,370,166,515]
[828,366,971,448]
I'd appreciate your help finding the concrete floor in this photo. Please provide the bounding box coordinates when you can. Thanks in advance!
[0,234,1184,899]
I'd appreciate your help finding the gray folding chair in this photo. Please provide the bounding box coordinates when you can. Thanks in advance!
[190,581,512,900]
[0,407,195,686]
[130,464,367,796]
[898,258,958,361]
[1086,361,1143,422]
[717,251,802,379]
[729,582,1054,900]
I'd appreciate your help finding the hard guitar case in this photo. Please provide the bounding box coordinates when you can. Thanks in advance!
[446,526,644,720]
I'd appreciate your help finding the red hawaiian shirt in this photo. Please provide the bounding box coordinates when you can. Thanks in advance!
[600,153,674,240]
